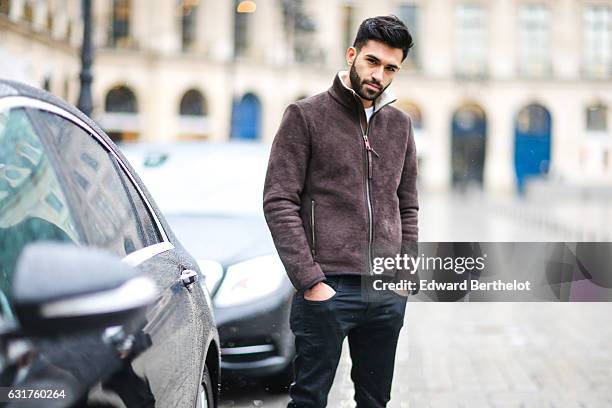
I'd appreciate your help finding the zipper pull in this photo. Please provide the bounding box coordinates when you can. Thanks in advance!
[363,134,371,150]
[363,134,380,158]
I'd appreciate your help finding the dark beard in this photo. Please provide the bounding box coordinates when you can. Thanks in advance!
[349,64,386,101]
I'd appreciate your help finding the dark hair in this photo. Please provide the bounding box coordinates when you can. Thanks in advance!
[353,15,413,61]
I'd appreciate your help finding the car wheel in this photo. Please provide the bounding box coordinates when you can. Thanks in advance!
[197,365,215,408]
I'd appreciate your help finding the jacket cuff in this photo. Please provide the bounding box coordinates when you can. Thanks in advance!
[402,240,419,257]
[295,264,327,291]
[394,241,419,282]
[301,275,327,291]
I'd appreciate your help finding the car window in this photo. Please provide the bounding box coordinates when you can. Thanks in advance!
[116,165,163,246]
[32,109,161,257]
[0,107,80,321]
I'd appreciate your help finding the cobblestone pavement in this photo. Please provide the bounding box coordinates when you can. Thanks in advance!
[220,303,612,408]
[219,193,612,407]
[333,303,612,408]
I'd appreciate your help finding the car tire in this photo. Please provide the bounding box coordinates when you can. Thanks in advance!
[197,365,215,408]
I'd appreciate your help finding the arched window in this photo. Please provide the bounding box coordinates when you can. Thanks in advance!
[586,103,608,131]
[517,104,550,134]
[105,85,138,113]
[179,89,207,116]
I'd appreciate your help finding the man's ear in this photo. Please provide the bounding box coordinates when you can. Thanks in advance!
[346,47,357,66]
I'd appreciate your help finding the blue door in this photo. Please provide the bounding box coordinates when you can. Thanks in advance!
[514,104,551,194]
[231,93,261,140]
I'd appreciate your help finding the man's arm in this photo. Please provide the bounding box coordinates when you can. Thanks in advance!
[263,103,327,291]
[395,116,420,290]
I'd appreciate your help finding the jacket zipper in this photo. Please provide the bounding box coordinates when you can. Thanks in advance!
[310,199,316,256]
[346,84,395,275]
[361,116,380,275]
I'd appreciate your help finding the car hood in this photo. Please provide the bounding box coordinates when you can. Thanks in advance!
[164,214,275,267]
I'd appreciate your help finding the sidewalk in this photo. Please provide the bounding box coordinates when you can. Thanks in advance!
[329,303,612,408]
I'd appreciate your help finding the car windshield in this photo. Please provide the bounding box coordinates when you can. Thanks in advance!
[121,142,270,218]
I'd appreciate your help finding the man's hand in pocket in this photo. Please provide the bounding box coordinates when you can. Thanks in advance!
[304,281,336,301]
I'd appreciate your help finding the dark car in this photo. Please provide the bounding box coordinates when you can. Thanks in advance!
[0,80,220,407]
[120,142,295,384]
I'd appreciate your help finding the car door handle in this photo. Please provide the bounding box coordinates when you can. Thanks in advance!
[180,269,198,288]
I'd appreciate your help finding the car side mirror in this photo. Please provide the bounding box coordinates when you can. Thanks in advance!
[11,243,157,337]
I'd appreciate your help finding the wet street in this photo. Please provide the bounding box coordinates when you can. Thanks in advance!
[219,193,612,407]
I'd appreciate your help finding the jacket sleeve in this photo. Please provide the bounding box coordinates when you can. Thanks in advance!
[396,116,419,282]
[263,103,326,291]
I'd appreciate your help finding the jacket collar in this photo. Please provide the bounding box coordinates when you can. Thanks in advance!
[329,70,397,115]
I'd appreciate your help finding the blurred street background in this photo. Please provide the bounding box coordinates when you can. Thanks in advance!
[1,0,611,197]
[2,0,612,406]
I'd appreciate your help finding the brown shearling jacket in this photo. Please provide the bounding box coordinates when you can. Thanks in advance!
[263,72,419,290]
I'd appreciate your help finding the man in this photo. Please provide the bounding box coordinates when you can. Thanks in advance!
[263,15,418,408]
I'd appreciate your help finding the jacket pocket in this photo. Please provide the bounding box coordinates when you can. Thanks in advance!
[310,199,316,256]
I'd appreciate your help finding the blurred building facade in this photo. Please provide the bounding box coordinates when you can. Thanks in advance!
[1,0,611,194]
[0,0,82,100]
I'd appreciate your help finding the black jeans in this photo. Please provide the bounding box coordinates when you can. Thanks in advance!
[288,275,408,408]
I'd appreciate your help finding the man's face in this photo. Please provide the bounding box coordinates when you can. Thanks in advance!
[347,40,403,101]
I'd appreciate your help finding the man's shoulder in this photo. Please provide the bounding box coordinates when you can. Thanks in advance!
[383,104,412,127]
[292,90,332,115]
